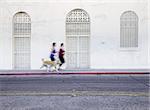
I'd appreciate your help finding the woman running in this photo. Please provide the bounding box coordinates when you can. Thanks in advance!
[59,43,65,69]
[50,42,57,61]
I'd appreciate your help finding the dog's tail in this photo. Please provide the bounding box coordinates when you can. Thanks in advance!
[41,58,45,61]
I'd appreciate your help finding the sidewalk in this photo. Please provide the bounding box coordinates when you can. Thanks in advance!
[0,69,149,75]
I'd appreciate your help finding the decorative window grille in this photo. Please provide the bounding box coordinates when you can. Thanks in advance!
[120,11,138,48]
[13,12,31,70]
[66,9,90,69]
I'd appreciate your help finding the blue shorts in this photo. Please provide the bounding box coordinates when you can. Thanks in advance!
[50,54,55,61]
[50,57,55,61]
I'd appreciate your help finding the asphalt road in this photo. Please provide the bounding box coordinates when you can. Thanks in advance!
[0,74,149,110]
[0,75,149,93]
[0,95,149,110]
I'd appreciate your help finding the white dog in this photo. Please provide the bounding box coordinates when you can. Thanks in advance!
[40,58,60,72]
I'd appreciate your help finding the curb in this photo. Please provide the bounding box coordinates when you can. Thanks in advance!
[0,72,149,75]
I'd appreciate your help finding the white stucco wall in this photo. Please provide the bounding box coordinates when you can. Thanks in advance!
[0,0,149,70]
[148,0,150,69]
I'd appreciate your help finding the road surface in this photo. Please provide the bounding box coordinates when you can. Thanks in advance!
[0,74,149,110]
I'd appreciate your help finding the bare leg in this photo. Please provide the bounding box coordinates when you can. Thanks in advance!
[40,65,43,69]
[40,64,47,69]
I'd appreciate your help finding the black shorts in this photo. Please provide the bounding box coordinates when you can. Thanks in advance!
[59,56,65,64]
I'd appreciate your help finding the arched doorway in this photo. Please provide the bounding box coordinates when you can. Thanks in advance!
[66,9,90,69]
[13,12,31,70]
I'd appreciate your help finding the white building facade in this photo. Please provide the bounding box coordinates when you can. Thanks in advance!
[0,0,149,70]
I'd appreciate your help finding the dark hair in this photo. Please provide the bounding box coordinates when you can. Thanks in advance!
[60,43,64,47]
[52,42,56,47]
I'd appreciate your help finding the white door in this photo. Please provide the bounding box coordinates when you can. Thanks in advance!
[14,36,30,69]
[67,36,78,68]
[66,9,90,69]
[13,12,31,70]
[79,36,90,68]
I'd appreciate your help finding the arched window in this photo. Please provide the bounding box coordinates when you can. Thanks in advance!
[13,12,31,70]
[66,9,90,69]
[120,11,138,48]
